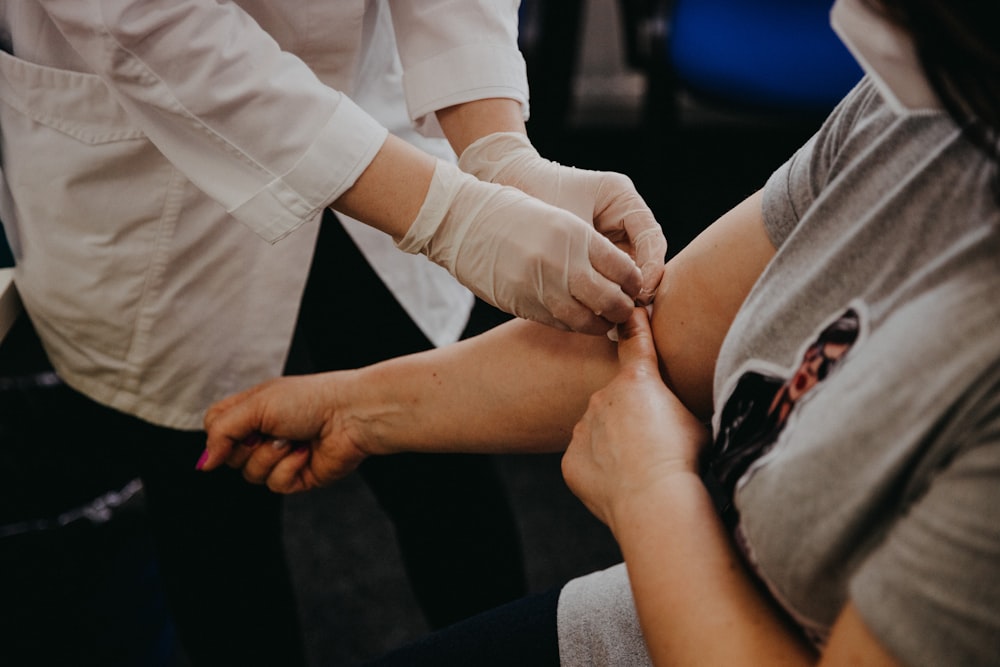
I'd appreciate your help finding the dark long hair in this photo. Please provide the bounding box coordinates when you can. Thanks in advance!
[866,0,1000,165]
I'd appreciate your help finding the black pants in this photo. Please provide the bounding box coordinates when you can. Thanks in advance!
[0,212,526,667]
[363,586,562,667]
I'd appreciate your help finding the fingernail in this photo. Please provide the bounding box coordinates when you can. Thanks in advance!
[195,449,210,471]
[272,438,290,451]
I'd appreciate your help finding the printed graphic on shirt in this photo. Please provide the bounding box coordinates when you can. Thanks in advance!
[705,308,861,525]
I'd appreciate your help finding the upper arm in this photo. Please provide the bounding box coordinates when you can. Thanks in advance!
[651,189,776,419]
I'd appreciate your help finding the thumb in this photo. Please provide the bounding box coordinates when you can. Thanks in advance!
[616,307,659,375]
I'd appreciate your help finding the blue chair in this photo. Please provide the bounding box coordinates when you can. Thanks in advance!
[670,0,861,112]
[623,0,863,120]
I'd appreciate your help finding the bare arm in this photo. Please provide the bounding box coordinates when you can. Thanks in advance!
[354,184,780,445]
[564,194,903,665]
[330,133,436,240]
[200,319,618,491]
[651,189,777,418]
[337,317,619,455]
[200,190,775,489]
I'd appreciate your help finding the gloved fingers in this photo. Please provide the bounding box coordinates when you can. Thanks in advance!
[585,231,643,310]
[499,281,615,336]
[417,162,646,335]
[587,175,667,302]
[546,294,617,336]
[533,215,638,330]
[484,265,602,334]
[590,172,644,233]
[630,225,668,305]
[598,210,666,304]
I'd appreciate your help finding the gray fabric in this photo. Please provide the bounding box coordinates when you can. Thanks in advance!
[720,77,1000,665]
[555,77,1000,666]
[556,564,651,667]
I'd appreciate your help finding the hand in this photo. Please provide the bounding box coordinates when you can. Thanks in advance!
[198,372,369,493]
[562,308,709,529]
[397,158,642,335]
[459,132,667,305]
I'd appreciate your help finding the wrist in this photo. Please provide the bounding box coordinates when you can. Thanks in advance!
[607,467,707,539]
[436,97,526,156]
[335,362,427,459]
[458,131,537,182]
[395,159,464,260]
[325,367,393,461]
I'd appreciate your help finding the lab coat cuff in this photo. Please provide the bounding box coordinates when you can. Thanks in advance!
[229,97,388,243]
[403,43,529,138]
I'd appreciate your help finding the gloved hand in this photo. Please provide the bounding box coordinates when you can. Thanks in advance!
[458,131,667,304]
[397,158,641,335]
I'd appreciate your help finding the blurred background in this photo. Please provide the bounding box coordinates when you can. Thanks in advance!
[0,0,860,665]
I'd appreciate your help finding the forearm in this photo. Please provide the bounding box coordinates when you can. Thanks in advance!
[436,97,526,156]
[610,475,816,666]
[351,318,619,455]
[330,133,436,240]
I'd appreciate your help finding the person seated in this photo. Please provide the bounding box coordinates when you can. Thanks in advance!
[200,0,1000,664]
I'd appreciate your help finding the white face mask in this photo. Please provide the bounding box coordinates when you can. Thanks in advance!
[831,0,941,113]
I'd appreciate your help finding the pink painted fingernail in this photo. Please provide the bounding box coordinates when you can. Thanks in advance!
[195,449,210,471]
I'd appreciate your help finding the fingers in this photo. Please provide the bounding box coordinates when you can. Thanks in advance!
[541,230,639,335]
[264,449,314,494]
[630,225,668,305]
[200,388,268,471]
[579,231,642,317]
[200,376,309,472]
[541,296,614,336]
[240,437,291,482]
[240,437,310,488]
[214,434,314,494]
[615,307,659,374]
[592,174,667,305]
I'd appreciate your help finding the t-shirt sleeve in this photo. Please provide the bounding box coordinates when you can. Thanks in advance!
[762,77,881,248]
[849,395,1000,667]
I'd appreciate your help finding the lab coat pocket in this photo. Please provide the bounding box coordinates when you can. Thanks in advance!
[0,49,181,362]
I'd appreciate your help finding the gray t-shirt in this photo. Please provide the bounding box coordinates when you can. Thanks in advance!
[558,78,1000,666]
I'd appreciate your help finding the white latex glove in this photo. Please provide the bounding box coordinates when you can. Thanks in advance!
[458,132,667,304]
[397,159,641,334]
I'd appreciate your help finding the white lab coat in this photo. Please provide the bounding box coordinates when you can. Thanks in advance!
[0,0,529,429]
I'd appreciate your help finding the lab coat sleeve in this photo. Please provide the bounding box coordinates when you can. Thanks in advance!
[35,0,388,243]
[387,0,530,137]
